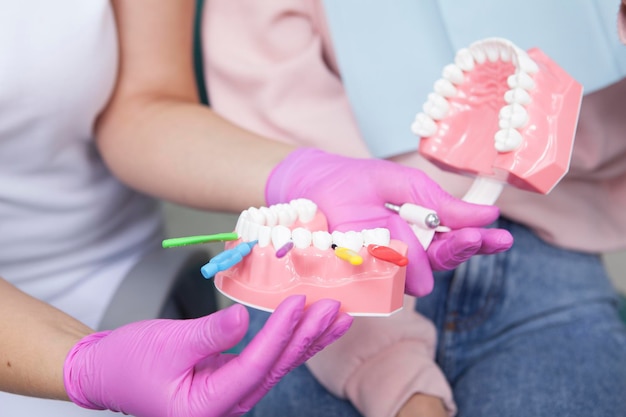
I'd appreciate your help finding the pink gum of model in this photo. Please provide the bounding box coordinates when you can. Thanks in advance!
[418,45,583,195]
[214,211,408,317]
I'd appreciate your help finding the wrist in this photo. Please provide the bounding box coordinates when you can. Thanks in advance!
[264,147,326,205]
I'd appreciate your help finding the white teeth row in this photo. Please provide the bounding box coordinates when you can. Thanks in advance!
[238,215,391,252]
[411,38,539,153]
[235,198,317,233]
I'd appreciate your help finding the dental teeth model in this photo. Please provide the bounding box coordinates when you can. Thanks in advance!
[412,38,583,205]
[214,198,409,316]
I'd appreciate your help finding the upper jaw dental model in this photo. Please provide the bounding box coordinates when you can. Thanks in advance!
[411,38,584,205]
[212,198,409,317]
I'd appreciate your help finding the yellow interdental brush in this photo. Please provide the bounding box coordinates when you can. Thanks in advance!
[332,245,363,266]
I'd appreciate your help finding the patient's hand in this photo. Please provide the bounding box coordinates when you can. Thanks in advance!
[396,393,449,417]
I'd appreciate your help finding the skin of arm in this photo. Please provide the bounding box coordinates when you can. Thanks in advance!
[0,278,92,401]
[97,0,295,213]
[396,394,448,417]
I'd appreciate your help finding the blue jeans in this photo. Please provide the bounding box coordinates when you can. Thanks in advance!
[241,219,626,417]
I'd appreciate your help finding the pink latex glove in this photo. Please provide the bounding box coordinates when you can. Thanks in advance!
[64,295,352,417]
[266,148,513,296]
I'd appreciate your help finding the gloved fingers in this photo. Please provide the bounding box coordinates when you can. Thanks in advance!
[472,228,513,254]
[428,228,513,270]
[427,229,483,270]
[295,312,353,363]
[386,215,434,297]
[374,165,500,229]
[205,295,306,413]
[241,311,352,410]
[239,299,349,412]
[434,194,501,229]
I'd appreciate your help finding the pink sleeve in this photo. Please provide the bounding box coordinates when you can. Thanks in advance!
[202,0,370,158]
[306,296,456,417]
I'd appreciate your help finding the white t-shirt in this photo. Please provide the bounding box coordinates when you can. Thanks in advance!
[0,2,162,413]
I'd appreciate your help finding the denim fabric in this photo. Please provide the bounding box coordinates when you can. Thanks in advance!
[241,219,626,417]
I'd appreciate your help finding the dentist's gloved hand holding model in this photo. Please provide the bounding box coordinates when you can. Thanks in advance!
[63,295,351,417]
[266,148,514,296]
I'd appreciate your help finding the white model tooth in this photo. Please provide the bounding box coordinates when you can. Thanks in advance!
[257,225,272,248]
[442,64,464,85]
[362,228,391,246]
[259,206,277,227]
[361,229,376,246]
[504,88,531,106]
[513,49,539,74]
[291,227,312,249]
[247,207,265,225]
[499,45,512,62]
[484,43,500,62]
[247,222,260,241]
[290,198,317,224]
[269,205,282,225]
[411,112,438,137]
[312,231,332,250]
[433,78,458,98]
[240,219,251,241]
[469,44,486,64]
[494,128,524,153]
[342,230,364,253]
[423,93,450,120]
[285,204,299,225]
[235,210,249,236]
[507,72,535,91]
[372,228,391,246]
[276,203,297,227]
[499,104,529,129]
[271,225,292,249]
[331,231,347,248]
[454,48,475,71]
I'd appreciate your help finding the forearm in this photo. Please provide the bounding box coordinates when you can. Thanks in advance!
[96,97,294,212]
[97,0,295,214]
[0,278,92,400]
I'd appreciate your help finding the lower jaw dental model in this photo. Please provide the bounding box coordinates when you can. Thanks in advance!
[411,37,583,205]
[211,198,409,316]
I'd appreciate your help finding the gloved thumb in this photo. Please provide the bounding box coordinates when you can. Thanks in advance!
[178,304,249,362]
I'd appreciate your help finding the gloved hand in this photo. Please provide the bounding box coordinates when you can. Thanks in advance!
[64,295,352,417]
[266,148,513,296]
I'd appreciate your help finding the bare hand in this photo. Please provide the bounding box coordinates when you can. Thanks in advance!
[396,393,448,417]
